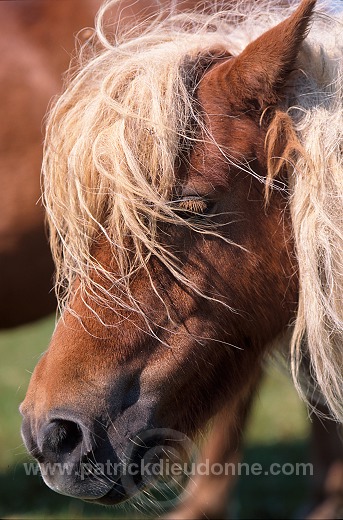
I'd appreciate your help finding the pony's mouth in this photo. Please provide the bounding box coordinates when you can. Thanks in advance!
[83,431,184,505]
[82,463,158,505]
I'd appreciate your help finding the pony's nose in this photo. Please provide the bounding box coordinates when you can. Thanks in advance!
[21,410,93,465]
[37,418,91,464]
[21,410,118,500]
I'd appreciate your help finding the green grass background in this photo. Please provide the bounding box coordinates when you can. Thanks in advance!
[0,315,311,519]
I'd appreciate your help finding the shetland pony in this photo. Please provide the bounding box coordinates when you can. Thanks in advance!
[21,0,343,516]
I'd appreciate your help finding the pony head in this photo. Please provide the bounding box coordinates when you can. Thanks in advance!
[21,0,343,505]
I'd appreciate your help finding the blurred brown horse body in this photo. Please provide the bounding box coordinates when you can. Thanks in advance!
[0,0,101,327]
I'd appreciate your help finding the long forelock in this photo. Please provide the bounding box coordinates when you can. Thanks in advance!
[43,0,281,313]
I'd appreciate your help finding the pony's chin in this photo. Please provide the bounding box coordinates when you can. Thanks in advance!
[83,492,129,506]
[82,468,156,505]
[82,482,140,505]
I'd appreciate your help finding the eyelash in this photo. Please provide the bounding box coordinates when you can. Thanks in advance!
[178,198,208,214]
[175,197,214,219]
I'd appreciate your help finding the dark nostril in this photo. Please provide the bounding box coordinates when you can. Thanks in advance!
[46,420,82,453]
[39,419,84,463]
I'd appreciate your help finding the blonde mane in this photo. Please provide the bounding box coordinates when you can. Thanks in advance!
[42,1,343,420]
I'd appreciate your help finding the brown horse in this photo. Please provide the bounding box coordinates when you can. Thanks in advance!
[20,0,343,516]
[0,0,102,327]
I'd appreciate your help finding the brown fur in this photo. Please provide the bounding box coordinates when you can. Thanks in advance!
[0,0,101,327]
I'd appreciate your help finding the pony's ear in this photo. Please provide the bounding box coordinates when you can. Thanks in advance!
[213,0,316,108]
